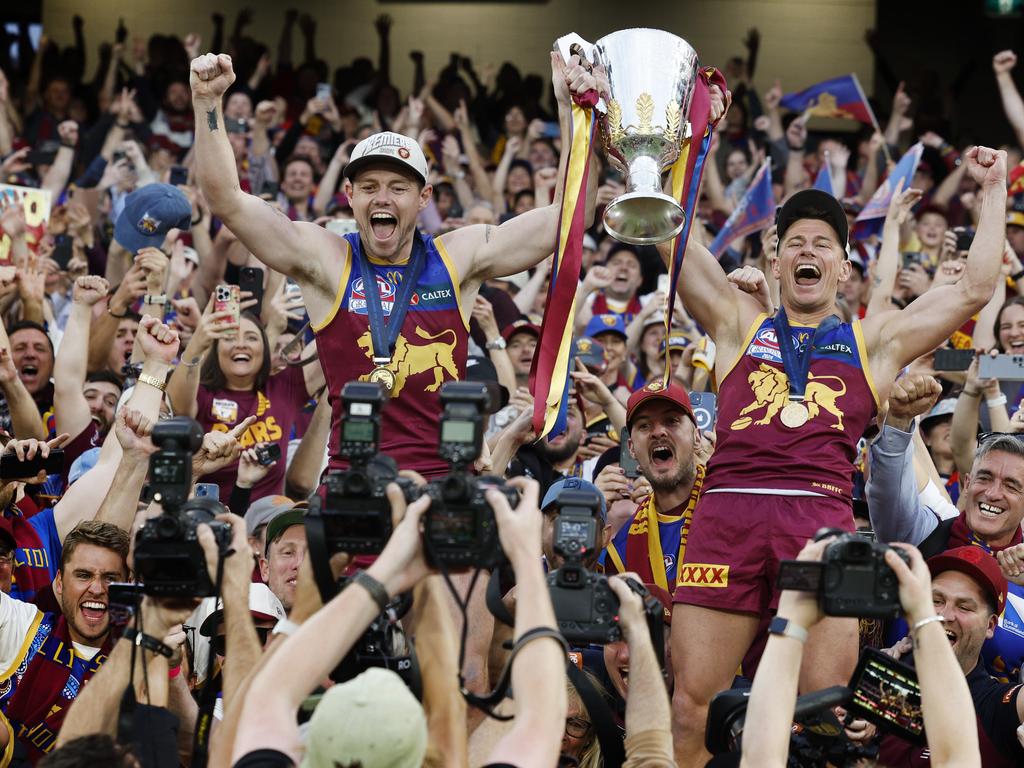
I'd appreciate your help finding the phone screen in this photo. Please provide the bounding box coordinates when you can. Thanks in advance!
[848,648,924,743]
[619,428,639,478]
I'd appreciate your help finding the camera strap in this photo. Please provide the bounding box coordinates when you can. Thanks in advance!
[565,663,625,768]
[190,550,228,768]
[304,490,340,604]
[117,593,146,746]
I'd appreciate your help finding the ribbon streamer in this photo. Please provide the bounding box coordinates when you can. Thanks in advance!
[530,104,597,438]
[662,67,728,385]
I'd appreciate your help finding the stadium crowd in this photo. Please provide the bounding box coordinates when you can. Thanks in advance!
[0,7,1021,768]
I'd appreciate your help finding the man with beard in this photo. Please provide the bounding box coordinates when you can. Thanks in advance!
[575,244,651,333]
[150,80,195,155]
[0,521,128,763]
[603,381,704,596]
[504,399,585,492]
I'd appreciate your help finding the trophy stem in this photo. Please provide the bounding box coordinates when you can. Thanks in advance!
[625,155,662,196]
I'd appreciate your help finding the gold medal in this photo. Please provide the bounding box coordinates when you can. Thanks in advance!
[368,366,396,392]
[780,401,809,429]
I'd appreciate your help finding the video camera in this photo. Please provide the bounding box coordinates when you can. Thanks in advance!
[134,417,233,597]
[776,528,910,619]
[423,382,516,570]
[306,383,418,559]
[547,486,662,648]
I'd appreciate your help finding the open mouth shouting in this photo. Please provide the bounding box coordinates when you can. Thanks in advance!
[370,210,398,242]
[649,443,675,471]
[794,263,822,286]
[80,599,108,627]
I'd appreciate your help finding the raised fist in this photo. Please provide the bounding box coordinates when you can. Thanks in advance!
[72,275,109,306]
[190,53,236,103]
[994,50,1018,76]
[964,145,1007,189]
[137,315,181,365]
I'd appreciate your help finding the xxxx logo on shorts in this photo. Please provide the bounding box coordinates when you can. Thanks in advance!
[677,563,729,588]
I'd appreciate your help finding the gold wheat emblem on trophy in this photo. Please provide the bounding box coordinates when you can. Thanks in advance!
[664,101,681,143]
[606,99,625,144]
[636,92,655,134]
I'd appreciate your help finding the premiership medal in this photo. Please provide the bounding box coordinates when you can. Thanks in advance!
[780,401,809,429]
[368,365,396,392]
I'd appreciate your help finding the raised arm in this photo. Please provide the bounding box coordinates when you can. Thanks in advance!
[864,148,1007,373]
[866,182,920,317]
[40,122,79,199]
[189,53,341,318]
[54,276,108,440]
[443,53,602,284]
[166,297,237,418]
[994,51,1024,148]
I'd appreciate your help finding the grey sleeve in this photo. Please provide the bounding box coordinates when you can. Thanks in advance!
[866,424,939,545]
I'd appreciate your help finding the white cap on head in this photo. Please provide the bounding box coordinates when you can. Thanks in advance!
[344,131,429,186]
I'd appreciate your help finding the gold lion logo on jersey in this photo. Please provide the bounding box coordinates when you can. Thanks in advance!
[356,326,459,397]
[730,363,847,431]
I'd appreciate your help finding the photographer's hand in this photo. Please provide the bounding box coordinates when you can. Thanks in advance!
[885,543,934,625]
[365,485,433,598]
[775,537,830,631]
[236,446,274,489]
[488,476,543,568]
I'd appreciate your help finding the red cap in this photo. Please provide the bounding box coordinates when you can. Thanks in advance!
[626,380,695,428]
[502,319,541,342]
[927,546,1008,616]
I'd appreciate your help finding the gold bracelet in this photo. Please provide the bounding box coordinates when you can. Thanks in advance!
[137,372,166,392]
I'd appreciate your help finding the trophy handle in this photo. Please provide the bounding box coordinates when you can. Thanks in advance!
[553,33,606,113]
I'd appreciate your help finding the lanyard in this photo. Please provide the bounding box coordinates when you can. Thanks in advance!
[354,231,428,365]
[772,308,840,402]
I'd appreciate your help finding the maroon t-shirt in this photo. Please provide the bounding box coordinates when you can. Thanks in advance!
[61,421,102,486]
[196,365,308,506]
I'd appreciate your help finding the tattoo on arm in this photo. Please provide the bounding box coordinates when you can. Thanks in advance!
[485,225,492,243]
[207,109,218,132]
[261,199,291,222]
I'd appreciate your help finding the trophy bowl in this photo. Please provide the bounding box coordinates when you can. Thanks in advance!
[586,29,699,245]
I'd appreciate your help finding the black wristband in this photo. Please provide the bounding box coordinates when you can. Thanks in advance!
[351,570,390,612]
[1012,269,1024,282]
[123,627,174,658]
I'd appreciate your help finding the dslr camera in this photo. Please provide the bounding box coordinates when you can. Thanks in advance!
[777,528,910,619]
[134,418,232,597]
[548,487,663,648]
[424,382,516,570]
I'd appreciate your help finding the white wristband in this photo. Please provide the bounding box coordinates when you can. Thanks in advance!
[987,394,1008,409]
[272,618,300,637]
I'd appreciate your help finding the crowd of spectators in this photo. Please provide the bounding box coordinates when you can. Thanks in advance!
[0,7,1022,768]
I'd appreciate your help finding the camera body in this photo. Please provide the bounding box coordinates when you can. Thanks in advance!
[424,382,513,570]
[777,528,910,619]
[134,497,232,597]
[148,417,203,509]
[552,488,602,560]
[548,565,622,644]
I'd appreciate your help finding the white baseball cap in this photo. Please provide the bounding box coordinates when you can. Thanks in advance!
[345,131,428,186]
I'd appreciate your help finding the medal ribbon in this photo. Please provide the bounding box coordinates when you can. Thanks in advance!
[355,230,428,366]
[772,308,840,402]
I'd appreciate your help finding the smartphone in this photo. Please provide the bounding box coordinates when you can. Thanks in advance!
[955,227,975,253]
[239,266,265,317]
[325,218,359,236]
[26,149,57,166]
[51,234,73,271]
[932,348,974,372]
[573,336,606,373]
[689,392,718,433]
[108,582,144,634]
[0,449,64,480]
[255,442,282,466]
[316,82,332,102]
[224,117,248,134]
[257,179,279,199]
[214,284,241,327]
[901,252,929,270]
[979,354,1024,381]
[657,273,671,296]
[541,121,560,139]
[848,647,924,743]
[115,18,128,44]
[169,165,188,186]
[194,482,219,500]
[619,428,640,479]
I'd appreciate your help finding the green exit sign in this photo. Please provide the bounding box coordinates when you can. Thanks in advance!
[987,0,1024,16]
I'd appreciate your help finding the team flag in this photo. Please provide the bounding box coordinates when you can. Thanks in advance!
[780,74,875,125]
[812,163,834,196]
[856,142,924,223]
[708,162,774,257]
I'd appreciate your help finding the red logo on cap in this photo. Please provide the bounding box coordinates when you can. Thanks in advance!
[398,147,410,159]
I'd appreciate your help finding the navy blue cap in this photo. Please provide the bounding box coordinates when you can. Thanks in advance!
[114,183,192,253]
[541,477,606,520]
[584,313,628,340]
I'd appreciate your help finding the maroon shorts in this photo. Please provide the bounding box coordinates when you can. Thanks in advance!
[673,491,854,614]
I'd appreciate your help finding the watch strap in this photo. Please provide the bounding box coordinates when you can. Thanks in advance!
[351,570,390,612]
[485,337,506,350]
[123,627,174,658]
[137,372,166,392]
[768,616,808,644]
[144,294,168,305]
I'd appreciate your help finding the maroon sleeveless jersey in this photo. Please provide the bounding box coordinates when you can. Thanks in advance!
[704,313,878,500]
[313,232,468,478]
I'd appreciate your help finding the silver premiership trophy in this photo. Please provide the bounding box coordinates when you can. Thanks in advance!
[555,29,700,245]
